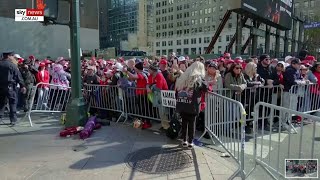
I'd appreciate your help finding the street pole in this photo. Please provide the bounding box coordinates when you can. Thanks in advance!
[65,0,88,127]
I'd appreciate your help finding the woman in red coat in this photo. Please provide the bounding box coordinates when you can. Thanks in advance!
[36,63,50,109]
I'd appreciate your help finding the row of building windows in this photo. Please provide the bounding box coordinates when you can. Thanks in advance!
[155,6,223,16]
[154,35,239,47]
[155,23,232,35]
[155,46,224,56]
[155,0,222,9]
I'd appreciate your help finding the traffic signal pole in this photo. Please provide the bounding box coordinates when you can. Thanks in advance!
[65,0,88,127]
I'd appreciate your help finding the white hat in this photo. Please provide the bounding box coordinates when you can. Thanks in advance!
[285,56,293,62]
[14,54,22,59]
[178,56,186,62]
[112,63,123,71]
[277,61,286,67]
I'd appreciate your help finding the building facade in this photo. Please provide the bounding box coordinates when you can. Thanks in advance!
[101,0,154,54]
[153,0,250,56]
[0,0,99,58]
[294,0,320,22]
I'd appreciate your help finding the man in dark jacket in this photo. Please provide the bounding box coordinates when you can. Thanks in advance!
[0,51,26,126]
[19,62,36,112]
[282,58,307,133]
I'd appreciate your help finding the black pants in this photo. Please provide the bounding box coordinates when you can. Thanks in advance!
[180,113,197,143]
[0,87,18,123]
[21,84,34,111]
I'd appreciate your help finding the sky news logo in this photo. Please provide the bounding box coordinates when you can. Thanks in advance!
[15,9,44,22]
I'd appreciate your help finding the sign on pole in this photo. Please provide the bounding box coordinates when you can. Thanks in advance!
[304,22,320,29]
[161,90,176,108]
[68,48,82,58]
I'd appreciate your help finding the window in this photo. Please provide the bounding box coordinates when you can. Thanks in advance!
[177,49,181,55]
[156,50,160,56]
[177,40,182,45]
[168,41,173,46]
[205,9,208,14]
[183,48,189,55]
[218,36,222,42]
[199,18,203,24]
[310,0,315,7]
[191,48,197,54]
[220,6,223,11]
[226,35,230,42]
[169,31,174,37]
[309,12,314,21]
[156,42,160,47]
[199,38,202,44]
[204,17,208,23]
[168,49,173,54]
[162,41,167,46]
[204,37,210,43]
[184,39,189,45]
[304,1,308,7]
[228,23,232,29]
[191,38,196,44]
[218,46,222,54]
[162,32,167,37]
[162,50,167,55]
[200,10,203,15]
[208,8,211,14]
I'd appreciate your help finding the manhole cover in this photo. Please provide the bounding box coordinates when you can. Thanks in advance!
[126,147,192,174]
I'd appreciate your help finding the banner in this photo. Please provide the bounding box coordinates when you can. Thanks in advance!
[241,0,293,30]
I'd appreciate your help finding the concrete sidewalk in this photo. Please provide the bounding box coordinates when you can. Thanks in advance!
[0,114,238,180]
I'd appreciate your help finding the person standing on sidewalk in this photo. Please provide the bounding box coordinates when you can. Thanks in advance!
[175,61,207,148]
[0,51,26,126]
[147,63,169,130]
[283,58,307,132]
[19,61,36,112]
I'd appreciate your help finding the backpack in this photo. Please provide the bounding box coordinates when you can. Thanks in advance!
[166,113,181,139]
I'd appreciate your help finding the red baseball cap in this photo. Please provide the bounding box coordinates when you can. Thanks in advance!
[160,59,168,65]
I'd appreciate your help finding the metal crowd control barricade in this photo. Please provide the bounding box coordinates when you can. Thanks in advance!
[199,92,247,180]
[289,84,320,114]
[26,83,71,126]
[83,84,125,122]
[121,87,177,124]
[213,86,283,123]
[247,102,320,179]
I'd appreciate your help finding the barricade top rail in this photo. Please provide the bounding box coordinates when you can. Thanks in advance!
[34,82,71,89]
[254,101,320,122]
[207,91,246,114]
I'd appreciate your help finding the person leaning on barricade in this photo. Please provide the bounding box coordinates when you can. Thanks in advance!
[282,58,308,132]
[224,63,247,99]
[146,62,169,130]
[175,61,207,148]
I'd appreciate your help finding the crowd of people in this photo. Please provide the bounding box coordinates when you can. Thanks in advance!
[286,160,318,176]
[1,50,319,147]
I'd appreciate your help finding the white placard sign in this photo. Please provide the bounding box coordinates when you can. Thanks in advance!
[161,90,176,108]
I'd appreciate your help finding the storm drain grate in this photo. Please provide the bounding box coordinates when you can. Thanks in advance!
[126,147,192,174]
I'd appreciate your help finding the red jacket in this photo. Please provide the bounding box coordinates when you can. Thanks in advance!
[36,70,50,88]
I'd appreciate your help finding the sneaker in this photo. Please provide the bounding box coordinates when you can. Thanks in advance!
[182,141,188,148]
[188,143,194,148]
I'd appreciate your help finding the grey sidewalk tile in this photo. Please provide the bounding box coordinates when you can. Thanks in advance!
[121,170,168,180]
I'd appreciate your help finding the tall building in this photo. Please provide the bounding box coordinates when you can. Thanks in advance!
[101,0,154,54]
[294,0,319,22]
[153,0,246,56]
[0,0,99,58]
